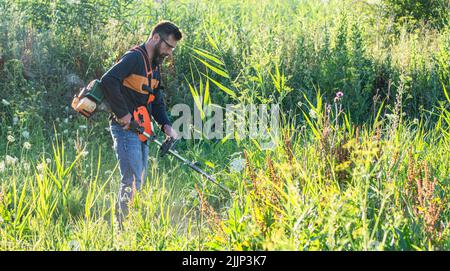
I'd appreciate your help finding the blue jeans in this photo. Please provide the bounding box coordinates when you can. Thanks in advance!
[110,123,149,220]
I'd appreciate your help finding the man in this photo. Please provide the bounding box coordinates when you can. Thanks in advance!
[100,21,182,223]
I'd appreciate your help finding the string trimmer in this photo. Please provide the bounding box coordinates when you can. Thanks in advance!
[129,121,231,194]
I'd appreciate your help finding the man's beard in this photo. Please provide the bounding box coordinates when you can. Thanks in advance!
[153,42,168,65]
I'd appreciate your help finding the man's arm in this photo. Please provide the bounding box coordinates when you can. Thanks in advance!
[100,52,139,122]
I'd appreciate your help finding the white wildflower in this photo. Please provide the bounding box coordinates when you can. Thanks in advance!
[22,131,30,139]
[0,161,5,173]
[63,129,68,134]
[36,163,45,172]
[1,99,10,106]
[23,142,32,150]
[64,118,69,124]
[23,162,30,171]
[13,116,19,125]
[309,108,317,119]
[79,125,87,129]
[69,240,80,251]
[81,150,89,157]
[7,135,15,143]
[46,158,51,164]
[5,155,18,166]
[229,157,246,173]
[66,73,82,85]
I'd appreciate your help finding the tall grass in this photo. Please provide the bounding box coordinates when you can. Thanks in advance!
[0,0,449,250]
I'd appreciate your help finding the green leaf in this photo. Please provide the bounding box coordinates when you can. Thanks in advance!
[206,31,220,52]
[302,111,321,140]
[193,55,229,78]
[443,82,450,103]
[202,73,236,99]
[193,48,224,66]
[186,78,205,120]
[203,79,210,107]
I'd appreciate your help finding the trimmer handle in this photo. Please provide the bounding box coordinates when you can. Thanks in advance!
[129,120,144,134]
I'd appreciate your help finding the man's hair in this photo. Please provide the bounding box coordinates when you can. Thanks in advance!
[151,21,182,41]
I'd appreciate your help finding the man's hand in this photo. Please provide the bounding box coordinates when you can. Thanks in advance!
[117,113,132,130]
[163,124,178,139]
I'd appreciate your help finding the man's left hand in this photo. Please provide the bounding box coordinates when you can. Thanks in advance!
[163,124,178,139]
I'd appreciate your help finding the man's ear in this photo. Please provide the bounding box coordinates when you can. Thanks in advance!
[152,33,160,42]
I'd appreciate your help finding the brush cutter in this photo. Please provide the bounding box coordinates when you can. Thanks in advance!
[129,121,231,194]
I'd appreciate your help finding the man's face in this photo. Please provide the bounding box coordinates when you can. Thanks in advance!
[154,34,177,65]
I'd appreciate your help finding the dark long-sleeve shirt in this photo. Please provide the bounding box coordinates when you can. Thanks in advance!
[100,43,171,128]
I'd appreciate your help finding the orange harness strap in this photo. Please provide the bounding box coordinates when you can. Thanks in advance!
[132,46,156,105]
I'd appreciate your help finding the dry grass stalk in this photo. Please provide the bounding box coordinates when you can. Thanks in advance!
[283,133,295,165]
[244,150,258,193]
[194,183,221,230]
[406,151,444,239]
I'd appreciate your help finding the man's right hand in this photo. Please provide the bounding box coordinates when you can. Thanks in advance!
[117,113,132,130]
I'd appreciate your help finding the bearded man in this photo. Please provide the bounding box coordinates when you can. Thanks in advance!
[100,21,182,223]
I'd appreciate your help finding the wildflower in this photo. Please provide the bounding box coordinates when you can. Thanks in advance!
[64,118,69,124]
[230,158,246,172]
[13,116,19,125]
[79,125,87,129]
[7,135,15,143]
[22,131,30,139]
[66,73,82,85]
[5,155,18,166]
[0,161,5,173]
[23,162,30,171]
[1,99,10,106]
[69,240,80,251]
[46,158,51,164]
[334,91,344,103]
[81,150,89,157]
[309,108,317,119]
[36,163,45,172]
[63,129,68,134]
[23,142,32,150]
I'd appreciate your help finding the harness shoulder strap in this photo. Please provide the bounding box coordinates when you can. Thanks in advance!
[131,46,151,75]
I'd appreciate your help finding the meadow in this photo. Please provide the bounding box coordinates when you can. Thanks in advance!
[0,0,449,250]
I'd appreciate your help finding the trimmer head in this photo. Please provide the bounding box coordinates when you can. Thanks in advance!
[159,137,177,157]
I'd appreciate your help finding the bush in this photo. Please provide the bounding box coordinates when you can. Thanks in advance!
[383,0,450,30]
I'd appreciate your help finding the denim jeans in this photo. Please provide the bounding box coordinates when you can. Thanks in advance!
[110,122,149,221]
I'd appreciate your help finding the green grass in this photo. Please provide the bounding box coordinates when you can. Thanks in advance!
[0,0,449,250]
